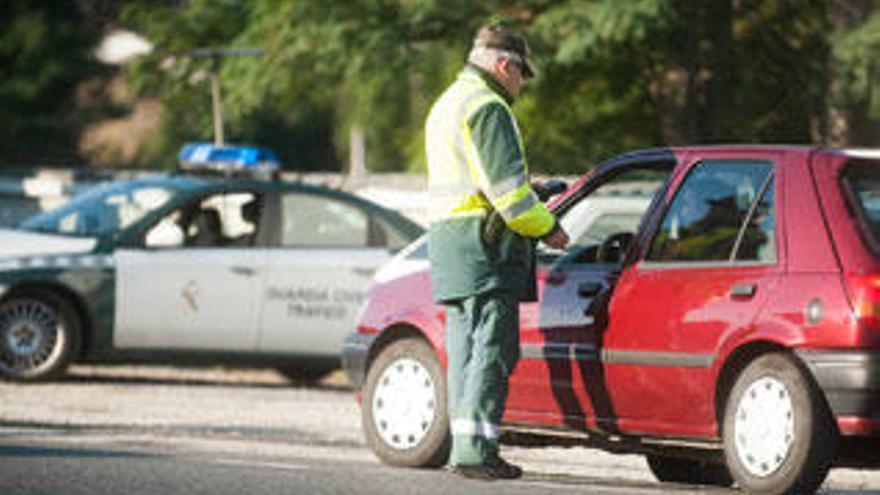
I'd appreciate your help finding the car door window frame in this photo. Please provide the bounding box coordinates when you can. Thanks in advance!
[639,159,778,269]
[541,157,677,268]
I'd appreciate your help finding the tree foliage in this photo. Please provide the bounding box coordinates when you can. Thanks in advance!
[2,1,880,171]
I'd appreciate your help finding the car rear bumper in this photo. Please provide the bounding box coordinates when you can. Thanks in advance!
[797,350,880,436]
[342,332,376,390]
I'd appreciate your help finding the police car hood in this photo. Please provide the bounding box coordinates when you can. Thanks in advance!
[0,228,97,259]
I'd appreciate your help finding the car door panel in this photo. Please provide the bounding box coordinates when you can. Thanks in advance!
[114,189,267,351]
[602,152,784,437]
[259,190,395,357]
[505,157,676,430]
[114,248,266,349]
[257,248,390,356]
[604,263,780,436]
[508,260,618,430]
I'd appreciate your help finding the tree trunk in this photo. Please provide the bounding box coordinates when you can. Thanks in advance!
[705,0,733,142]
[654,0,733,145]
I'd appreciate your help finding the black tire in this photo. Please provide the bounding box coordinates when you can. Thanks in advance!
[646,453,733,487]
[361,338,450,468]
[722,353,838,495]
[0,292,81,381]
[276,365,334,384]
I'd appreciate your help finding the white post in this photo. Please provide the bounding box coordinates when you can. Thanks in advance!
[211,71,224,146]
[348,124,367,188]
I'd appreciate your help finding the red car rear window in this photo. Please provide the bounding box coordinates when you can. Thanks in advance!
[840,160,880,254]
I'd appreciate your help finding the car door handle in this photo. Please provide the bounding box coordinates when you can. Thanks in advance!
[729,283,756,299]
[578,282,603,298]
[230,265,256,277]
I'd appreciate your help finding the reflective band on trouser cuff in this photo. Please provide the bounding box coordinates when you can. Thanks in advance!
[451,419,499,439]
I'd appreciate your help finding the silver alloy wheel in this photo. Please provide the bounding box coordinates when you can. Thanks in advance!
[371,357,437,450]
[0,298,65,377]
[733,376,795,477]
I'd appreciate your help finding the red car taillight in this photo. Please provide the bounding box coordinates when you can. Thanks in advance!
[846,274,880,330]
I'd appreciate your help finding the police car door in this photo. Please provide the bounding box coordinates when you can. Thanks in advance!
[258,191,391,356]
[114,191,267,350]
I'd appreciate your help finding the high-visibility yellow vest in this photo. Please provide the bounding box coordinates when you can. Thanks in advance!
[425,68,556,238]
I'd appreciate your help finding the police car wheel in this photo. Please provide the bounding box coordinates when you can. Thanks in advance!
[0,292,80,381]
[362,337,450,468]
[722,353,837,495]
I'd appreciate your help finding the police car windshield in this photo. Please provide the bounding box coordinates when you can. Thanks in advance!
[21,181,176,238]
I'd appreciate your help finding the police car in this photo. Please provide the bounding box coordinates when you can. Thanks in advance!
[0,144,423,382]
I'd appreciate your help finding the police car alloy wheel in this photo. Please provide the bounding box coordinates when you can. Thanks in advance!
[722,353,837,495]
[362,338,450,468]
[0,292,80,381]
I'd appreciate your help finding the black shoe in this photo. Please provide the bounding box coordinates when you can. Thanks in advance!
[450,457,523,481]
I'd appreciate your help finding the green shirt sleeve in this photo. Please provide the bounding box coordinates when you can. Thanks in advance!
[467,101,556,238]
[467,101,526,184]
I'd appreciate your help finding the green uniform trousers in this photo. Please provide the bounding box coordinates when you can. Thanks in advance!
[445,289,520,465]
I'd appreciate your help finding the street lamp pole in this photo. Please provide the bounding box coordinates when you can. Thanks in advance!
[210,67,224,146]
[191,48,265,147]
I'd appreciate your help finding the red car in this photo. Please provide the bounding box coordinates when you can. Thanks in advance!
[343,146,880,495]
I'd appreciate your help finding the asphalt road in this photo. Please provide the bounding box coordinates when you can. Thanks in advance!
[0,428,730,495]
[1,365,879,495]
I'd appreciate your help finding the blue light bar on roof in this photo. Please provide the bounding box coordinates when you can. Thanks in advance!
[178,142,280,173]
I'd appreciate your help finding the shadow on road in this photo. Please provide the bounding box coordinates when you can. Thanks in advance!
[59,365,353,392]
[0,443,156,460]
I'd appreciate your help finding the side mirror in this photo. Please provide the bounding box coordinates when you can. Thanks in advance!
[534,179,568,202]
[145,220,184,248]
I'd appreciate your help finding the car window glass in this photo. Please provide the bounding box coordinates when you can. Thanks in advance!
[647,160,773,262]
[544,165,669,264]
[22,183,175,237]
[373,215,412,251]
[147,191,260,249]
[280,193,368,247]
[565,203,648,249]
[840,162,880,254]
[735,177,776,262]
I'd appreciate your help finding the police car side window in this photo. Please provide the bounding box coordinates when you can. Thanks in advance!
[280,193,369,247]
[146,192,260,249]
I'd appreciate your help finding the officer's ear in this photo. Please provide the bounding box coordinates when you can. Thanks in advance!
[495,56,515,80]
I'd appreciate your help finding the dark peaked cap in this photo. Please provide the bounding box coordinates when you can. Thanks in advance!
[472,24,536,78]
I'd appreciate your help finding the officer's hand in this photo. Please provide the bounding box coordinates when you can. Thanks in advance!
[542,227,569,250]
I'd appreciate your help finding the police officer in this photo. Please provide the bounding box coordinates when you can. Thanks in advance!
[425,23,569,480]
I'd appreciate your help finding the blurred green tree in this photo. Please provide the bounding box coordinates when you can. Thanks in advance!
[0,0,106,166]
[113,0,880,173]
[826,0,880,146]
